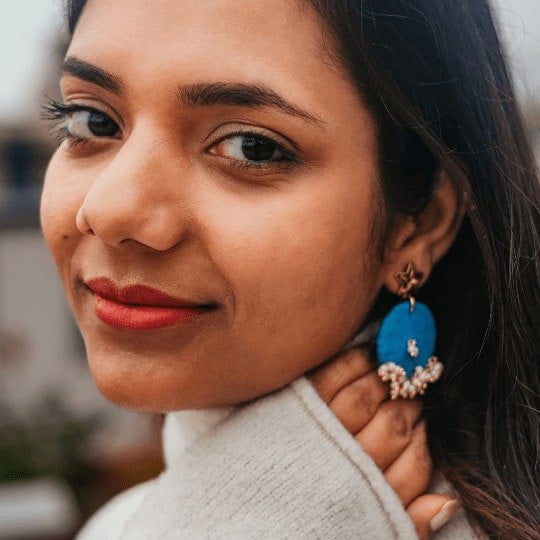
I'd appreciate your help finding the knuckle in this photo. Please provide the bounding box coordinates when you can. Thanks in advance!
[413,424,432,473]
[347,378,381,417]
[388,407,414,441]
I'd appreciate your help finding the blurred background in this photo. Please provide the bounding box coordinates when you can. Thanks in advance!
[0,0,538,538]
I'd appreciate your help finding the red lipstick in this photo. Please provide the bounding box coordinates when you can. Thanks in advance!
[86,278,212,330]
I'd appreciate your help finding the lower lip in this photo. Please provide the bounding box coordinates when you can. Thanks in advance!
[94,295,204,330]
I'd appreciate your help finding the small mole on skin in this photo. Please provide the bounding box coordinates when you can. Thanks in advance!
[62,235,69,240]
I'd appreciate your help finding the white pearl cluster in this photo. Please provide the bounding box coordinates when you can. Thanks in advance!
[406,338,419,358]
[378,357,444,399]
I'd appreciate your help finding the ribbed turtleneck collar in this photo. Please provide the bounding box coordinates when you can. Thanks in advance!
[162,407,234,468]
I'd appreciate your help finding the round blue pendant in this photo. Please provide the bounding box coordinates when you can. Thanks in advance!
[376,301,436,377]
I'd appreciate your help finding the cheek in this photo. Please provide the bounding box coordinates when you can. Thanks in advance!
[40,154,84,282]
[200,172,382,376]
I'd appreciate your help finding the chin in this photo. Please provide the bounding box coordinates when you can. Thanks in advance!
[84,353,169,412]
[85,350,231,412]
[89,366,160,412]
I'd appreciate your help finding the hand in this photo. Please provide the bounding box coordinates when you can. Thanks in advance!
[309,348,459,539]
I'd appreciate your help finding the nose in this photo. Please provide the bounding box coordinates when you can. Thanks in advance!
[76,130,190,251]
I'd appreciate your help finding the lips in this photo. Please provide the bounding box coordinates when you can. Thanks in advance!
[86,277,213,330]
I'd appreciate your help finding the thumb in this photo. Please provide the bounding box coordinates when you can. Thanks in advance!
[407,494,461,539]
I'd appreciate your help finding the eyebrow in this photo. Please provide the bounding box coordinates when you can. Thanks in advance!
[61,56,323,124]
[178,82,324,124]
[62,56,124,94]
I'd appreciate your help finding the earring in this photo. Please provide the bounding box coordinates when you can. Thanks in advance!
[376,262,444,399]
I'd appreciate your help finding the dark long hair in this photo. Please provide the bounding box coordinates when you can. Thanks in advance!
[66,1,540,537]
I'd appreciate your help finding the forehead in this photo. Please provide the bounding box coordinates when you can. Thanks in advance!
[68,0,358,114]
[72,0,324,75]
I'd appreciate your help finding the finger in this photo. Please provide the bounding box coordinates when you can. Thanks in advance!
[407,494,461,540]
[383,421,433,507]
[309,348,376,403]
[354,399,422,469]
[328,371,389,433]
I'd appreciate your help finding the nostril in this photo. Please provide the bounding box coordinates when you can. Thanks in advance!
[76,207,95,236]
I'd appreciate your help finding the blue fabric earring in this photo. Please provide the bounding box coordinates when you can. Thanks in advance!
[376,262,443,399]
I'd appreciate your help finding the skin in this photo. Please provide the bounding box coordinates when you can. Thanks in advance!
[41,0,464,535]
[43,0,387,410]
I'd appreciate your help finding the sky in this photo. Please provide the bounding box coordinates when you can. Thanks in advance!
[0,0,539,124]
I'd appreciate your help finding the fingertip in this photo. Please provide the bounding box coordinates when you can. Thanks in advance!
[429,499,461,533]
[407,494,459,540]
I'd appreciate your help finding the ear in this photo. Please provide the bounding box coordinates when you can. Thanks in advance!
[379,169,466,294]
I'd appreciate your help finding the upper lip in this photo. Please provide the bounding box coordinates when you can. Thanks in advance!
[85,277,209,308]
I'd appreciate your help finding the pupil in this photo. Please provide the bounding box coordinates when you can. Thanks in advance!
[241,137,276,161]
[88,112,117,137]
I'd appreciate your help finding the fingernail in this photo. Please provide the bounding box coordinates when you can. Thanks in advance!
[430,499,461,532]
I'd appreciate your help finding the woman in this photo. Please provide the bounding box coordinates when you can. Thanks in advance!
[41,0,539,538]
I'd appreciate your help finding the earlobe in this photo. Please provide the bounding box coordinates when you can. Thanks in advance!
[381,169,465,293]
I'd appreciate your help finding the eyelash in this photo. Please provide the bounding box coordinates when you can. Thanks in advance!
[42,98,301,171]
[42,98,122,152]
[208,130,301,171]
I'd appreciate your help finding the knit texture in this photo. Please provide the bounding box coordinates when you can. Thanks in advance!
[78,377,479,539]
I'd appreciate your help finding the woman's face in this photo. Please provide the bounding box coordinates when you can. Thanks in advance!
[41,0,387,410]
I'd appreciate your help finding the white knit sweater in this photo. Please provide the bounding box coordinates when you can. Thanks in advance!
[77,377,479,539]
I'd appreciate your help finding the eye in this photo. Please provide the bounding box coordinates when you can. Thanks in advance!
[216,135,282,162]
[209,133,296,166]
[42,99,121,144]
[66,109,120,140]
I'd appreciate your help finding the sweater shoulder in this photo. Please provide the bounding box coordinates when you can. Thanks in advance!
[78,377,483,539]
[76,479,153,539]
